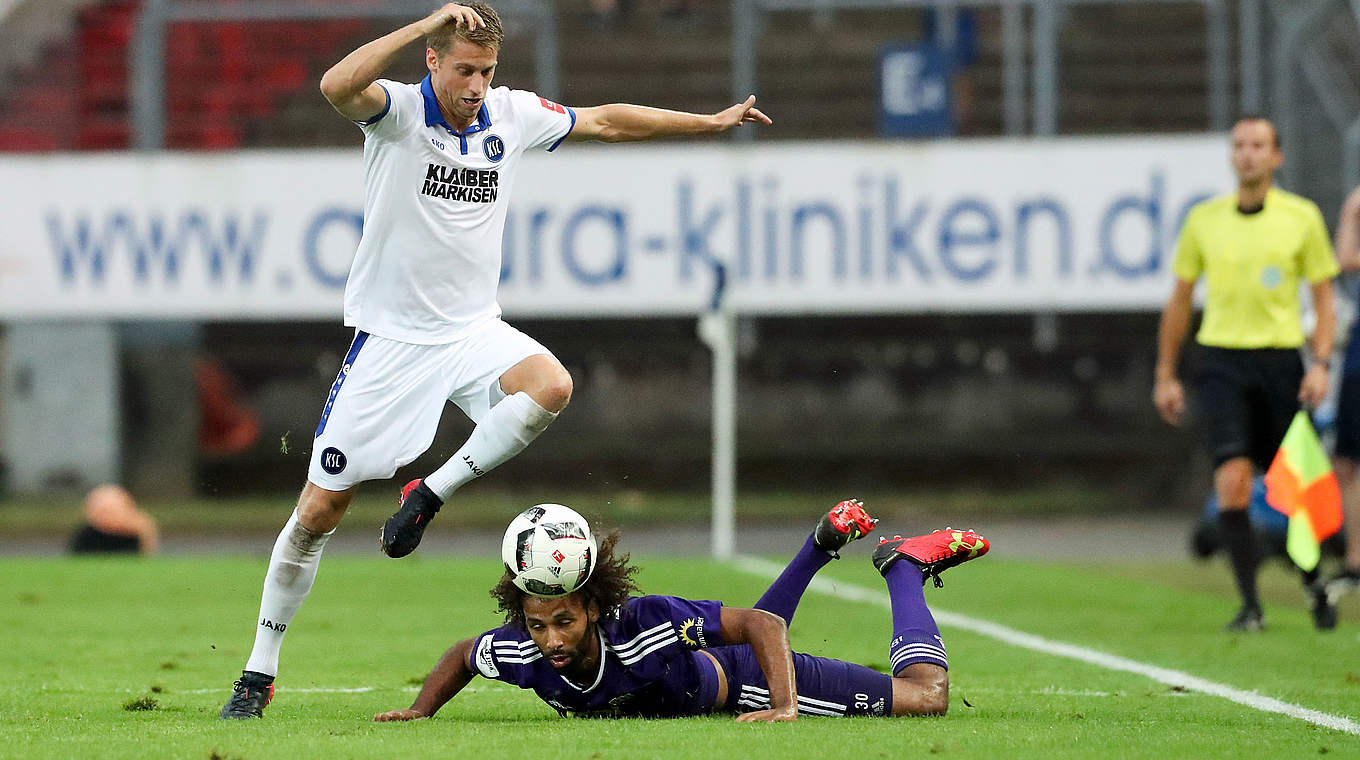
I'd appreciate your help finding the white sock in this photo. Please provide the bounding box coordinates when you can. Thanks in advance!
[243,509,333,677]
[424,391,558,500]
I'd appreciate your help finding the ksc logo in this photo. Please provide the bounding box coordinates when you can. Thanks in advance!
[483,134,504,162]
[320,447,347,475]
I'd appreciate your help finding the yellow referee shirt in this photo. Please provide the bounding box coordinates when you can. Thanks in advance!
[1171,187,1337,349]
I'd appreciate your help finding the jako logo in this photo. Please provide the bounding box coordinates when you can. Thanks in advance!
[462,455,485,476]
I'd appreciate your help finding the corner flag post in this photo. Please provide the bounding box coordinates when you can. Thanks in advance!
[698,263,737,560]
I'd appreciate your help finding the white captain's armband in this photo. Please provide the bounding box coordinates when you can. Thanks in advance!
[474,635,499,678]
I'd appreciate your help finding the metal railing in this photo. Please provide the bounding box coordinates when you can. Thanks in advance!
[729,0,1233,140]
[1250,0,1360,213]
[132,0,1234,148]
[128,0,1360,204]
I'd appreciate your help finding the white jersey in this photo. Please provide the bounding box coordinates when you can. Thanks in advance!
[344,76,576,344]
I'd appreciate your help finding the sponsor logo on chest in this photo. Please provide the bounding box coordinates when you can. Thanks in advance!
[421,162,500,203]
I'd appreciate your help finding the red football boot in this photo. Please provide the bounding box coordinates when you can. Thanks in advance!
[812,499,880,558]
[872,528,989,587]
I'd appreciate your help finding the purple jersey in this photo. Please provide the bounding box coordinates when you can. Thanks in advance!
[468,595,725,718]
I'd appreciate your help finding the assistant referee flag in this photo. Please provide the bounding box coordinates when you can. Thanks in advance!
[1263,412,1344,571]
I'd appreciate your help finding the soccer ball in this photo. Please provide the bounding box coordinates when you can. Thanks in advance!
[501,504,597,598]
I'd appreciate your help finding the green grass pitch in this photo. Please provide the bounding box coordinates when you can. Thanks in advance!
[2,553,1357,759]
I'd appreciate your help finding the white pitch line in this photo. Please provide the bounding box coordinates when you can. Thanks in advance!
[176,686,425,695]
[734,555,1360,736]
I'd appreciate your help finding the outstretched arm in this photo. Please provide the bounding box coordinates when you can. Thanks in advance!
[567,96,771,143]
[719,606,796,722]
[319,3,485,121]
[373,637,477,721]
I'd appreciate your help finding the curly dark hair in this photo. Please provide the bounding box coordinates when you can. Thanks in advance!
[491,530,641,629]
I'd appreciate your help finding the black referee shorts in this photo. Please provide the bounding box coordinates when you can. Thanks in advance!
[1191,346,1302,470]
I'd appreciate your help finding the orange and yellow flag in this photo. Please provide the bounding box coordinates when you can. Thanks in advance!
[1263,412,1344,571]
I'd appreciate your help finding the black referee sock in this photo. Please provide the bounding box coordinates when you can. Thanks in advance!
[1299,566,1320,588]
[1218,510,1260,609]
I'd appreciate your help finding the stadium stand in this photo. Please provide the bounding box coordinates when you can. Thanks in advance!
[1057,3,1216,133]
[0,0,1222,151]
[0,1,1246,509]
[0,0,367,150]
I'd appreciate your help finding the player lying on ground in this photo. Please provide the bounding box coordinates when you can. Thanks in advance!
[374,501,989,721]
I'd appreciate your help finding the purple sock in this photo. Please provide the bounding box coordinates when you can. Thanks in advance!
[754,535,833,625]
[884,560,947,674]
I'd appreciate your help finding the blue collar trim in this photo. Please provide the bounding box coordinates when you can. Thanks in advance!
[421,74,492,136]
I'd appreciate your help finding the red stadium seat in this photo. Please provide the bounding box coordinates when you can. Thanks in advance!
[75,118,131,150]
[167,122,243,150]
[13,85,75,120]
[7,0,378,150]
[0,127,61,152]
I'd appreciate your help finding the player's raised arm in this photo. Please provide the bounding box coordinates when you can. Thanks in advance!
[373,637,478,721]
[320,3,485,122]
[718,607,797,722]
[567,96,771,143]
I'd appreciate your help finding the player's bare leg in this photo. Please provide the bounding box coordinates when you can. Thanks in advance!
[890,663,949,716]
[296,481,355,533]
[381,354,571,557]
[498,353,575,411]
[222,483,353,718]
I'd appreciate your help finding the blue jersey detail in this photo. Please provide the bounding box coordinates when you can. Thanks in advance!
[421,75,494,155]
[483,134,505,162]
[548,106,576,152]
[356,83,392,126]
[314,331,368,437]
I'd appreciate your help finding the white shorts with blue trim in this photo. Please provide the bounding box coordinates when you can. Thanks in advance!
[307,317,554,490]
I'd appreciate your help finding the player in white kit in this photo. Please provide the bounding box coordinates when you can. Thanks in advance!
[220,2,770,719]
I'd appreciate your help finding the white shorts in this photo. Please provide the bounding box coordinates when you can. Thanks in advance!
[307,317,554,490]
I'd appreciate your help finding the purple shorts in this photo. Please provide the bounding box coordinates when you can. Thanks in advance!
[707,645,893,717]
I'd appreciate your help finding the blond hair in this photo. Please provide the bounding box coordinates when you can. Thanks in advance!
[426,2,504,56]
